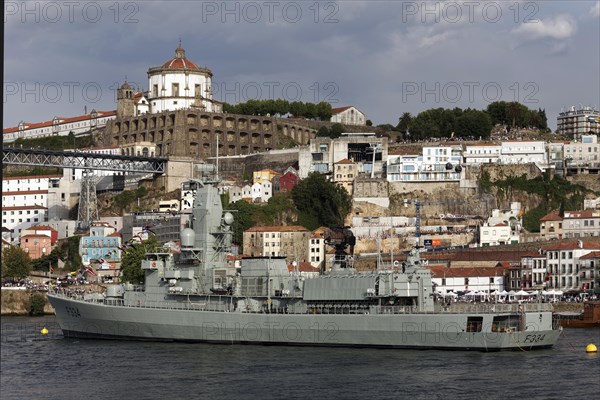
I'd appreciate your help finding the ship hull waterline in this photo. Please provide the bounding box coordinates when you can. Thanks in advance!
[48,295,561,351]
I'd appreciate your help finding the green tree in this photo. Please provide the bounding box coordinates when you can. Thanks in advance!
[291,173,352,230]
[120,236,161,284]
[397,112,412,133]
[317,126,331,137]
[289,101,306,117]
[304,103,318,119]
[2,246,32,279]
[316,102,333,120]
[228,200,259,246]
[329,123,344,139]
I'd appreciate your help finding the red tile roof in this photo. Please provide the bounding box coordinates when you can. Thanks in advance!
[29,225,57,232]
[540,212,562,222]
[564,210,597,219]
[246,225,310,233]
[428,266,505,278]
[1,205,47,210]
[2,175,62,181]
[543,240,600,251]
[580,251,600,260]
[2,190,49,195]
[20,234,52,240]
[331,106,352,114]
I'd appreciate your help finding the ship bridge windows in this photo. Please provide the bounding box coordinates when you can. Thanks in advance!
[466,316,483,332]
[491,315,520,332]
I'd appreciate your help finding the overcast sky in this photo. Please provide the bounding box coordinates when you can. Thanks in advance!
[4,1,600,130]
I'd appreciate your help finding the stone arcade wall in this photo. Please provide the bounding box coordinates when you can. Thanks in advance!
[102,110,317,159]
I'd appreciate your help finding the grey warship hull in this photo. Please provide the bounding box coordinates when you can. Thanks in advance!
[48,294,560,350]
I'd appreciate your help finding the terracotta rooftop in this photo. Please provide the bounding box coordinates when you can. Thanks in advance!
[331,106,353,114]
[543,240,600,251]
[245,225,310,233]
[428,266,505,278]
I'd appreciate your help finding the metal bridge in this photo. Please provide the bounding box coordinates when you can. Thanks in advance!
[2,147,167,231]
[2,147,167,174]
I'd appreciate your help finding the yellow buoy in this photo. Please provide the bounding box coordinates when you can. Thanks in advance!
[586,343,597,353]
[40,327,49,335]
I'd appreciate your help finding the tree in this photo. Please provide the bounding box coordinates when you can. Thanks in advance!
[304,103,318,119]
[366,120,373,127]
[120,235,161,284]
[2,246,32,279]
[228,200,258,246]
[329,123,344,139]
[317,126,331,137]
[397,112,412,133]
[289,101,306,118]
[291,173,352,230]
[316,102,333,120]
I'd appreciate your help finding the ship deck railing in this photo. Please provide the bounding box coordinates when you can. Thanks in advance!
[50,290,554,315]
[374,303,553,315]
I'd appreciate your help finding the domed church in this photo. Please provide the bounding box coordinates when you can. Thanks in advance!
[117,45,222,118]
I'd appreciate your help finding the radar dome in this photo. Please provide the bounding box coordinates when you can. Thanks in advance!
[223,212,234,225]
[180,228,195,248]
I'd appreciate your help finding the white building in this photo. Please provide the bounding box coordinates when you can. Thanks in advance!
[557,106,600,136]
[463,144,501,165]
[500,141,546,165]
[479,202,522,247]
[1,175,62,241]
[308,227,328,269]
[480,223,515,247]
[3,110,116,143]
[299,133,386,179]
[564,134,599,166]
[387,145,462,182]
[429,266,505,294]
[330,106,366,126]
[147,46,221,114]
[545,241,600,292]
[249,181,273,203]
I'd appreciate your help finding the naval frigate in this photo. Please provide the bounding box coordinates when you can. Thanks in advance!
[48,165,562,350]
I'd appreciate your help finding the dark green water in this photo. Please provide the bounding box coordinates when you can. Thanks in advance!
[1,316,598,400]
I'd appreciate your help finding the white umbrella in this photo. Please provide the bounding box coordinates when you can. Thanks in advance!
[515,290,530,297]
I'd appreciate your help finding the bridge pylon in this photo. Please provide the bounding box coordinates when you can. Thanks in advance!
[77,169,99,231]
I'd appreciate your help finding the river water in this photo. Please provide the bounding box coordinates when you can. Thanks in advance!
[1,316,598,400]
